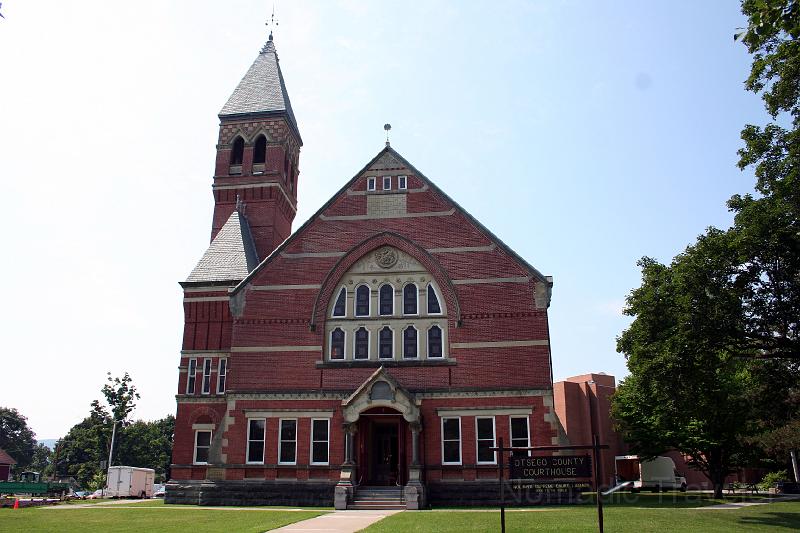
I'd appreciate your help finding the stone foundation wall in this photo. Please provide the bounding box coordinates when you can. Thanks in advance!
[165,481,336,507]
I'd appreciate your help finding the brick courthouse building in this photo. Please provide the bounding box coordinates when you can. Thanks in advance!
[167,34,566,509]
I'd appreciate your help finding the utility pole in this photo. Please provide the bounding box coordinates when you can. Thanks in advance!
[102,419,118,497]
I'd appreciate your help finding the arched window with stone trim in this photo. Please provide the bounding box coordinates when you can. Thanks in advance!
[355,285,370,317]
[332,287,347,317]
[330,328,345,360]
[379,284,394,316]
[403,283,418,315]
[230,136,244,165]
[403,326,418,359]
[427,284,442,315]
[354,327,369,360]
[253,134,267,165]
[321,244,452,364]
[379,327,393,359]
[428,325,443,358]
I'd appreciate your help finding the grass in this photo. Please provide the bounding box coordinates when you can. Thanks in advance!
[0,504,323,533]
[362,496,800,532]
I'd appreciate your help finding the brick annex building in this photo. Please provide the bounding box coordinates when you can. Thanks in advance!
[168,34,577,509]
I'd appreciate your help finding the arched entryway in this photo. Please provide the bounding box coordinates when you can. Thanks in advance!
[357,406,407,486]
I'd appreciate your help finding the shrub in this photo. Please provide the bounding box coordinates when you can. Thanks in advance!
[758,470,789,492]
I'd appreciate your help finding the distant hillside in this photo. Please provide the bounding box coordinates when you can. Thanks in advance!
[37,439,57,450]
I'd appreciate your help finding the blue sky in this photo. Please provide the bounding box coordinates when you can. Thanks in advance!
[0,1,763,438]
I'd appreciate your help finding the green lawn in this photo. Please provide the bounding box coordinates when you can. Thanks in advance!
[0,505,323,533]
[362,500,800,533]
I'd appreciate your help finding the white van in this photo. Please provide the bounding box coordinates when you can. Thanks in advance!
[615,455,687,492]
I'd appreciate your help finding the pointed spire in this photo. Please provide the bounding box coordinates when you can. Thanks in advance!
[260,32,276,55]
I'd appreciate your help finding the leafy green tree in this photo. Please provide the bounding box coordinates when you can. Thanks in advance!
[102,372,140,425]
[0,407,37,471]
[613,232,763,498]
[54,400,112,487]
[115,416,175,482]
[28,443,53,475]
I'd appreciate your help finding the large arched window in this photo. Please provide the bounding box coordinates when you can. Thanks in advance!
[354,327,369,360]
[355,285,370,317]
[403,326,418,359]
[427,284,442,314]
[403,283,418,315]
[330,328,345,360]
[379,327,393,359]
[253,135,266,165]
[230,136,244,165]
[332,287,346,317]
[428,325,443,358]
[379,284,394,316]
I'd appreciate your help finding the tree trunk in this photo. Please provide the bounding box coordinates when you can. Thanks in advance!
[707,451,726,499]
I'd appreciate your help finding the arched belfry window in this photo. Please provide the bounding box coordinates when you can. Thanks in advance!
[253,135,266,165]
[230,136,244,165]
[403,284,418,315]
[379,284,394,316]
[355,285,370,317]
[428,284,442,314]
[330,328,345,360]
[428,326,443,358]
[332,288,346,317]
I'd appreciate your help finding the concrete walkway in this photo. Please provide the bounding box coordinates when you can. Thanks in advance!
[270,509,402,532]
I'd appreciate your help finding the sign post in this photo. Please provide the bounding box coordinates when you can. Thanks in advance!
[490,441,609,533]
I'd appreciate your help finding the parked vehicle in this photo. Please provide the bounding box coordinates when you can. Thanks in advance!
[0,471,70,498]
[153,484,165,498]
[105,467,155,498]
[615,455,687,492]
[87,489,105,499]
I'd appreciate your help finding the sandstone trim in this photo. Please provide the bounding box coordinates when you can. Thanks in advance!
[452,276,530,285]
[319,209,455,221]
[250,284,322,291]
[230,345,322,353]
[435,407,533,417]
[451,340,549,349]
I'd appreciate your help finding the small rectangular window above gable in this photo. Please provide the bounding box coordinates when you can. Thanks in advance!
[367,177,376,191]
[383,176,391,190]
[398,175,407,190]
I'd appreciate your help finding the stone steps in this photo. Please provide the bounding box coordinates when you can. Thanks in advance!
[348,486,405,510]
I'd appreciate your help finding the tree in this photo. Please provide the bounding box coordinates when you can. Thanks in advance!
[613,231,764,498]
[0,407,37,471]
[115,416,175,482]
[28,443,53,475]
[102,372,140,425]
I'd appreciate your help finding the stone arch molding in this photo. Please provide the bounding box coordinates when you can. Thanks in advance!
[341,367,420,424]
[310,231,461,330]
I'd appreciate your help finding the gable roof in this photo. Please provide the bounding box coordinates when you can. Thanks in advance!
[231,144,550,295]
[219,35,300,138]
[0,448,17,465]
[185,210,259,284]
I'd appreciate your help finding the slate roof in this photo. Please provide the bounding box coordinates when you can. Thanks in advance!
[185,210,259,284]
[0,448,17,465]
[219,35,299,134]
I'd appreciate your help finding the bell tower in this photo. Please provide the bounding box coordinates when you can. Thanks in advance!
[210,33,302,260]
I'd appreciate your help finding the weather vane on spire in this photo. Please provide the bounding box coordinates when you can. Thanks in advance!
[266,3,279,40]
[384,123,392,147]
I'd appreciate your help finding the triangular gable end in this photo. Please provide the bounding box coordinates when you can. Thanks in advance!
[342,367,420,423]
[231,145,551,295]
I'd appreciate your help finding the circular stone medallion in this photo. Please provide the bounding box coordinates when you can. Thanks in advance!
[374,247,399,269]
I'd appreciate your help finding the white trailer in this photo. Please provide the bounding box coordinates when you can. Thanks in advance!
[615,455,687,492]
[105,466,155,498]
